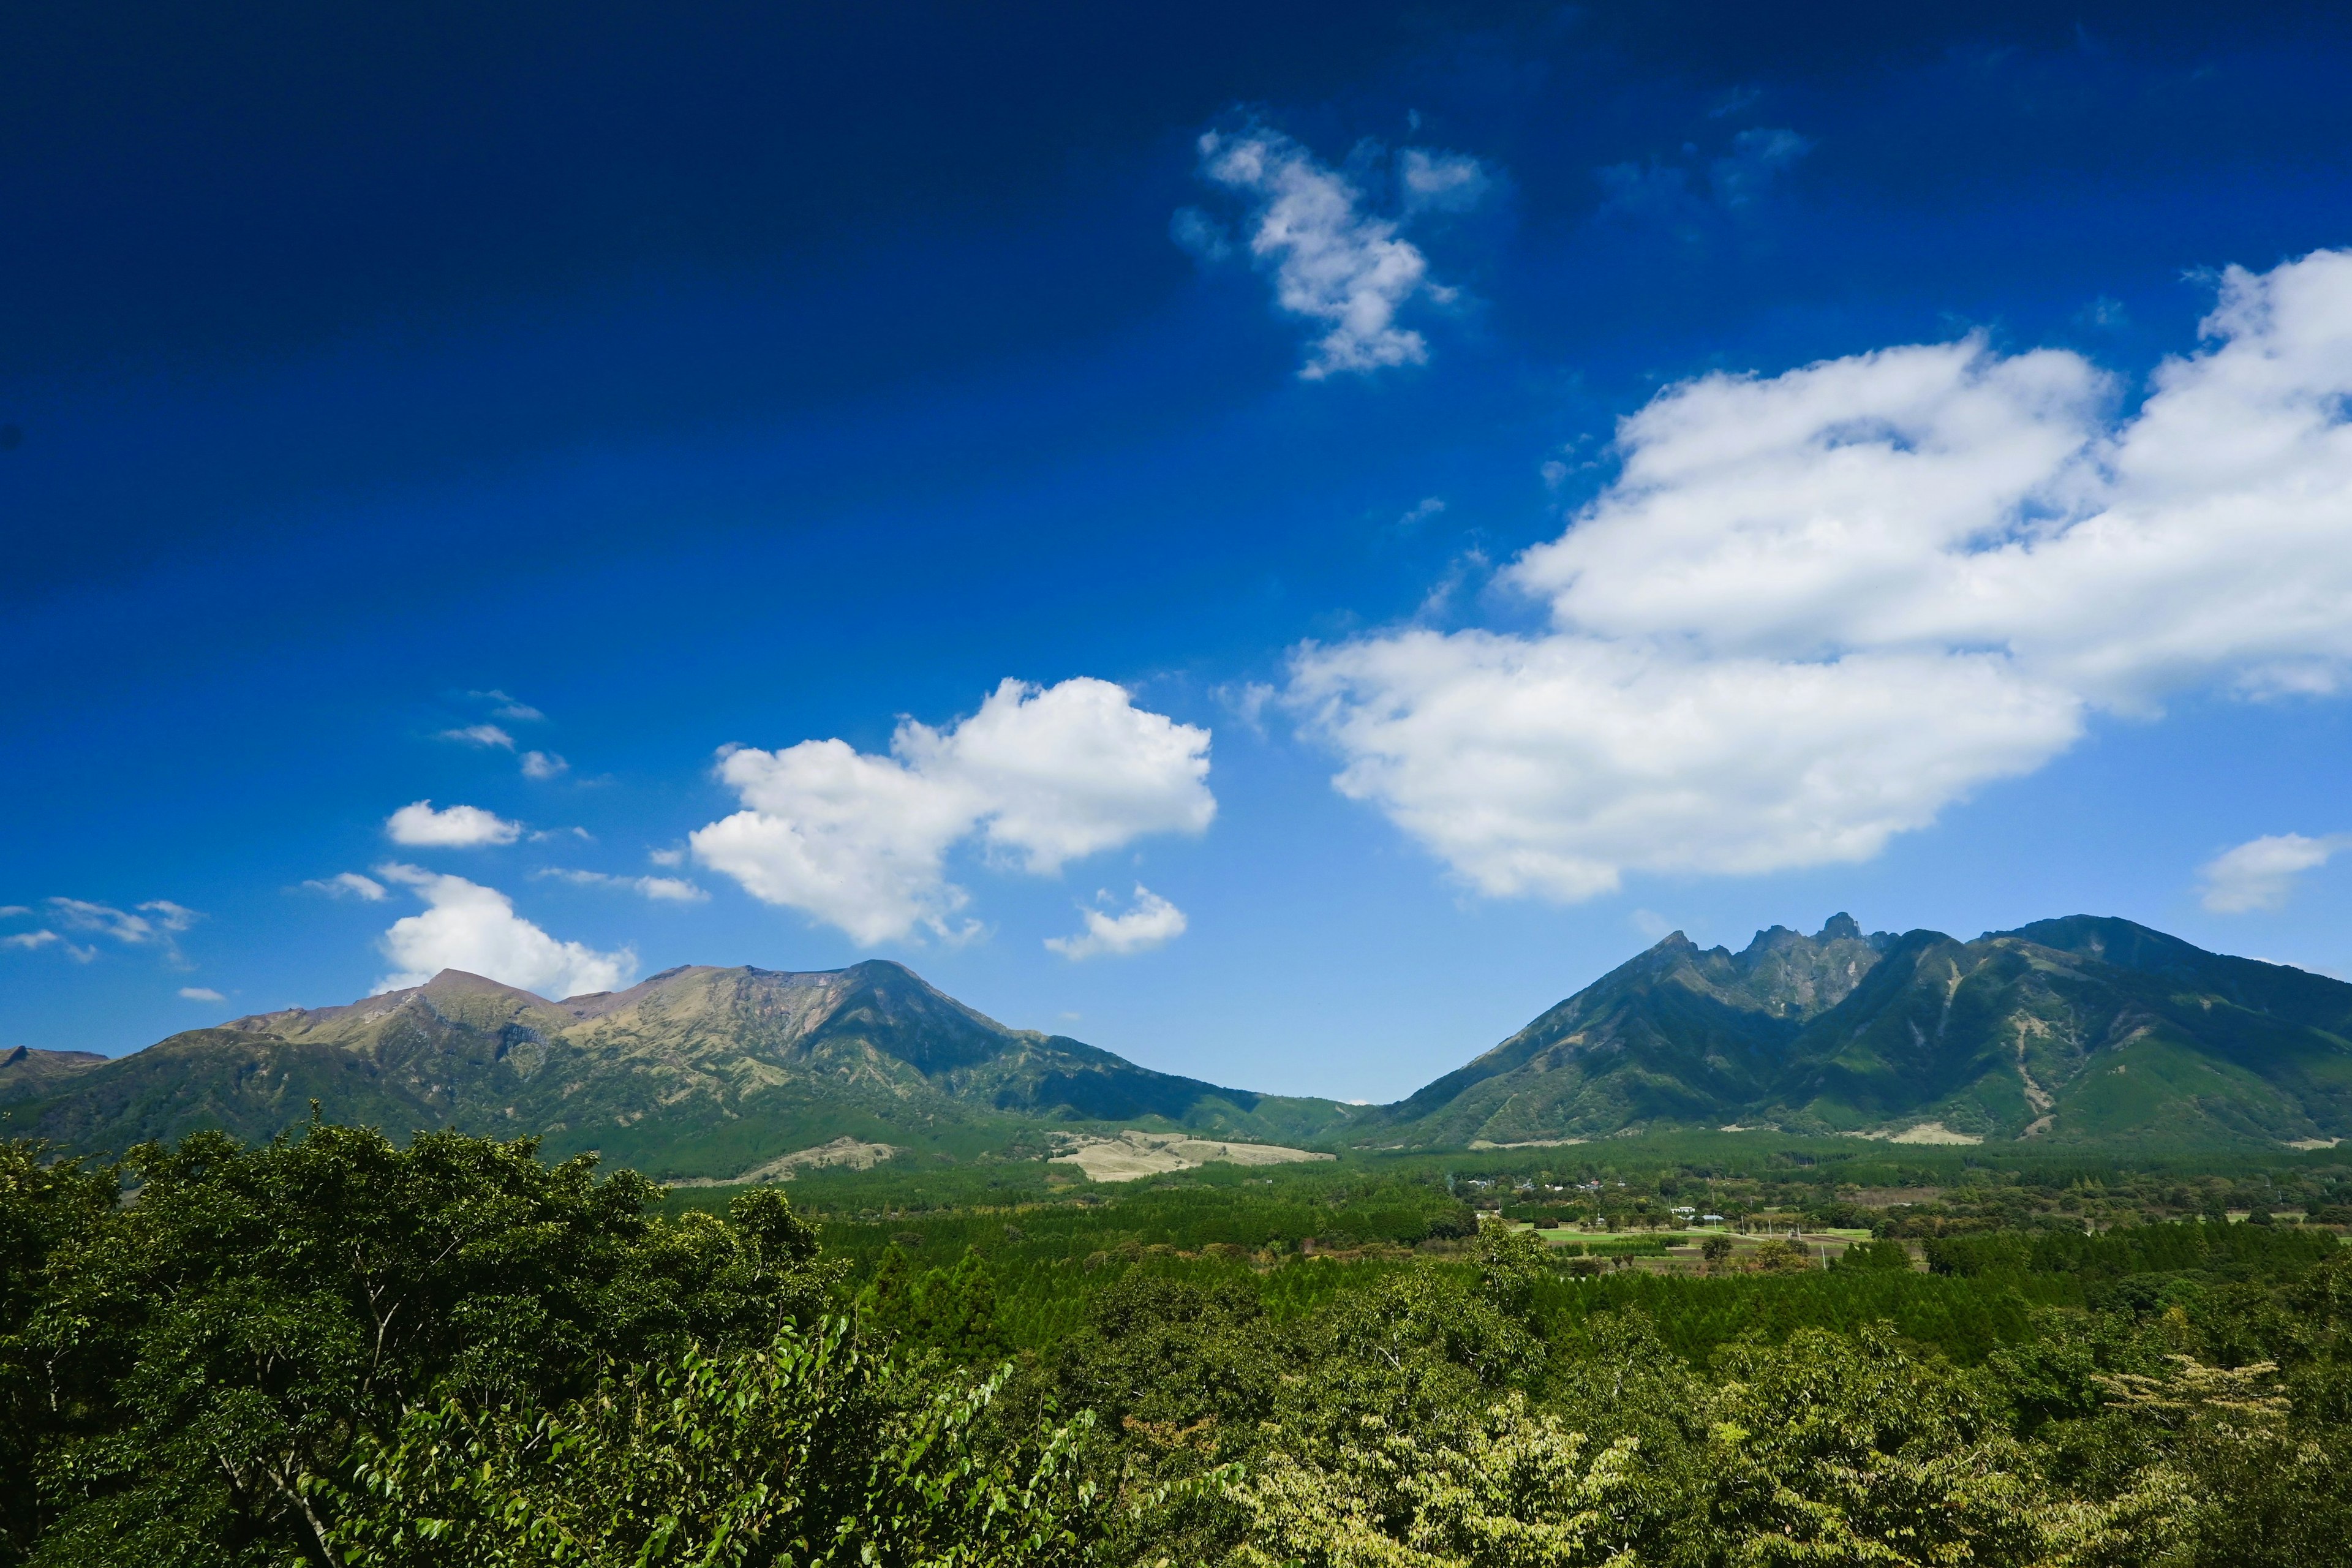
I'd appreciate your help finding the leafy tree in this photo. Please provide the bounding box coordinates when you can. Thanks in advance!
[0,1145,117,1566]
[21,1123,832,1567]
[326,1319,1104,1568]
[1221,1395,1640,1568]
[1706,1326,2054,1566]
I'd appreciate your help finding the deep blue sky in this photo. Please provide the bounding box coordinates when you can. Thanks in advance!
[8,1,2352,1101]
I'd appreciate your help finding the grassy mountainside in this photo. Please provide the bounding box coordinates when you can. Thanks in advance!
[0,1044,107,1103]
[2,960,1357,1175]
[1373,915,2352,1148]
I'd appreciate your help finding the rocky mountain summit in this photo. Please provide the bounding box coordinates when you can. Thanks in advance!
[9,913,2347,1167]
[0,960,1353,1177]
[1371,915,2352,1147]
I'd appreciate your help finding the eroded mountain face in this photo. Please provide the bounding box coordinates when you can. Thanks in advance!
[1374,915,2352,1148]
[8,961,1354,1175]
[1377,916,1895,1146]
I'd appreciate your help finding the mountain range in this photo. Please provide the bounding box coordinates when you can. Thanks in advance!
[5,913,2350,1170]
[0,962,1356,1178]
[1373,915,2352,1148]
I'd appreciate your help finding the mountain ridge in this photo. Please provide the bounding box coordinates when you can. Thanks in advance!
[7,914,2347,1169]
[1365,914,2352,1148]
[0,959,1357,1176]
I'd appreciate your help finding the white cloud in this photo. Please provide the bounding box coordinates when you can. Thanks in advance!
[1194,127,1482,379]
[1,930,58,951]
[692,677,1215,944]
[520,750,569,780]
[537,869,708,903]
[36,897,202,963]
[2199,833,2352,913]
[303,872,388,901]
[470,690,546,722]
[138,900,200,933]
[385,800,522,847]
[179,986,227,1001]
[48,898,157,943]
[374,864,634,998]
[440,724,516,750]
[1400,149,1490,213]
[1395,496,1447,531]
[648,847,685,867]
[1291,249,2352,900]
[1045,884,1189,960]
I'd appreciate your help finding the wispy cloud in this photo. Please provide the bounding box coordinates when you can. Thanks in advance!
[535,868,707,903]
[469,689,546,722]
[301,872,388,901]
[439,724,516,750]
[179,986,227,1001]
[2199,833,2352,913]
[1189,125,1487,380]
[14,896,205,966]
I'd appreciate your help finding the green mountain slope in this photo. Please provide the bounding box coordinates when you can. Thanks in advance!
[5,961,1357,1175]
[1376,916,1891,1145]
[1373,915,2352,1148]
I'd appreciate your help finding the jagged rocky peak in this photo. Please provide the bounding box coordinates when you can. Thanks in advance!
[1722,913,1894,1019]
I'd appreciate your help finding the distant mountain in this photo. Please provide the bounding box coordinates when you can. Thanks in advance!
[1,962,1356,1177]
[1372,915,2352,1148]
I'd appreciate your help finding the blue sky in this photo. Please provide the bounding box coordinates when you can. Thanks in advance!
[9,1,2352,1101]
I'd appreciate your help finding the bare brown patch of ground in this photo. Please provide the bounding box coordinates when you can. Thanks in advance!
[667,1136,902,1186]
[1050,1129,1335,1183]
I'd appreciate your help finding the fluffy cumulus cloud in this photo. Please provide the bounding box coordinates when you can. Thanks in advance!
[385,800,522,847]
[520,750,568,780]
[374,864,634,998]
[2199,834,2352,914]
[692,678,1215,944]
[1192,127,1482,379]
[1045,885,1188,960]
[1291,249,2352,900]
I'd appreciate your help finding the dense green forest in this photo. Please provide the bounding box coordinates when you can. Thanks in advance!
[6,1126,2352,1564]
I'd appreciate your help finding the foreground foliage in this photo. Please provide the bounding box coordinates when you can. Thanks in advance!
[6,1128,2352,1565]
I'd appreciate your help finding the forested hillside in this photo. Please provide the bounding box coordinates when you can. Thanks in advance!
[7,1123,2352,1565]
[1377,914,2352,1147]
